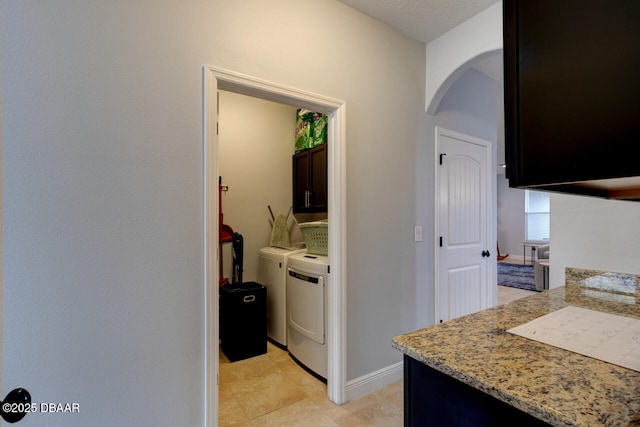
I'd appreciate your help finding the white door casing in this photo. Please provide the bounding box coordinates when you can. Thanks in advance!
[435,127,493,323]
[203,66,347,427]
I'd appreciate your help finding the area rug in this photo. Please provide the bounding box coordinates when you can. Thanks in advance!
[498,263,537,292]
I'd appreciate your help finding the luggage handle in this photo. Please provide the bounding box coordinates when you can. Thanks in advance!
[243,295,256,303]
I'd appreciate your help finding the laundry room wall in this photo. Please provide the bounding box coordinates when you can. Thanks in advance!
[218,90,299,283]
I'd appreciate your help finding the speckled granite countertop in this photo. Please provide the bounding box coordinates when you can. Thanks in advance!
[392,268,640,426]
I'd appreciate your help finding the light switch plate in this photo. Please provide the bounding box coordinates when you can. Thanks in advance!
[414,226,422,242]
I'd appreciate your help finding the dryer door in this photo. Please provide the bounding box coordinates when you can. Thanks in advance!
[287,268,325,345]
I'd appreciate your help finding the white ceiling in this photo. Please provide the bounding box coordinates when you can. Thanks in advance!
[337,0,505,161]
[337,0,500,44]
[337,0,503,81]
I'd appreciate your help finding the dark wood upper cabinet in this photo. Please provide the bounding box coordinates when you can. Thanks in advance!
[293,144,327,213]
[503,0,640,201]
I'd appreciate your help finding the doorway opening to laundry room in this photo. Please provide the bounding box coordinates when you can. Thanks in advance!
[218,90,330,420]
[203,67,346,426]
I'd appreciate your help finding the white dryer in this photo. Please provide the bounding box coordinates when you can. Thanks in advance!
[257,245,306,347]
[286,252,329,380]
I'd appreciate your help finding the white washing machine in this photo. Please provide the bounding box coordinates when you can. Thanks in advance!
[286,252,329,380]
[258,244,306,347]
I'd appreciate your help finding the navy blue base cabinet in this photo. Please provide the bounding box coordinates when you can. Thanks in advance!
[404,355,549,426]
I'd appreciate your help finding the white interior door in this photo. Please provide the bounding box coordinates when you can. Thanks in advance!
[436,127,492,323]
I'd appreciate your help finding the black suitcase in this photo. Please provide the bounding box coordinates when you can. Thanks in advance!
[220,281,267,362]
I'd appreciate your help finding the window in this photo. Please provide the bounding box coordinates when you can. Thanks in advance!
[525,190,550,241]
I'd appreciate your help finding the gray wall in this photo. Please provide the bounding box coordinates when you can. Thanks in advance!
[550,194,640,288]
[1,0,425,424]
[497,174,526,258]
[2,1,207,425]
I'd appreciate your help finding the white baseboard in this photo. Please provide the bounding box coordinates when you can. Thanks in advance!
[345,361,403,402]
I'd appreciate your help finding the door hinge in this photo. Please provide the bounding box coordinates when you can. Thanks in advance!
[439,236,443,247]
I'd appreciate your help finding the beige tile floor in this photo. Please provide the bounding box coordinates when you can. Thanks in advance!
[219,342,403,426]
[219,267,533,426]
[497,284,537,304]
